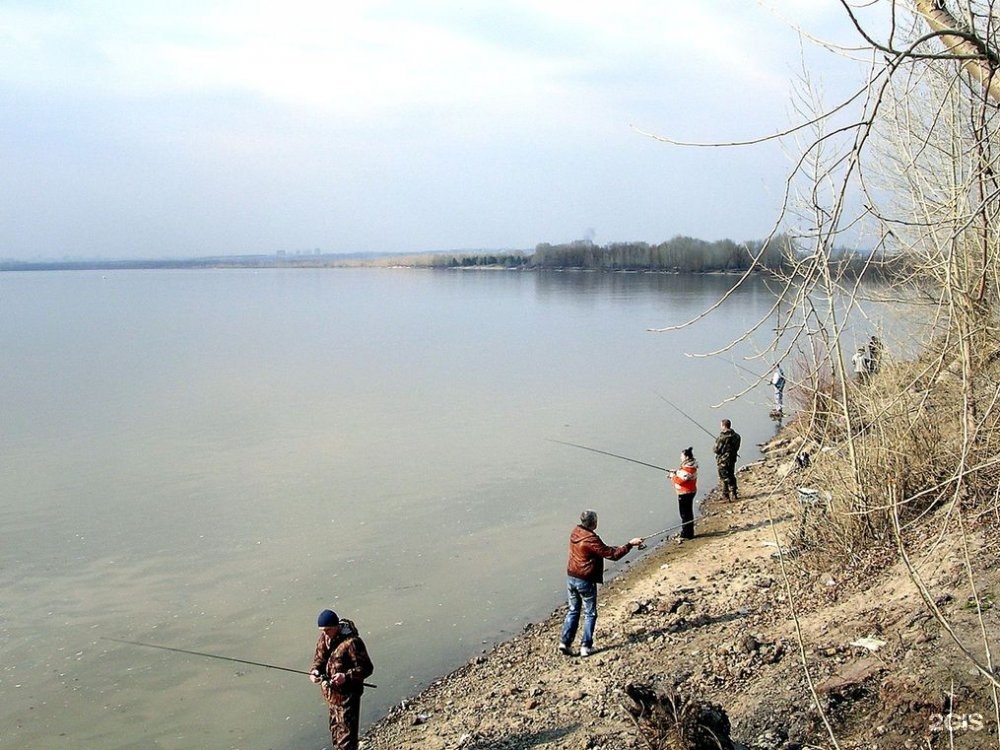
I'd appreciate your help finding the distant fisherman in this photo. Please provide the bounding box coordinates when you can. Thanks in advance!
[668,447,698,540]
[852,347,871,383]
[713,419,741,501]
[309,609,374,750]
[868,336,883,374]
[770,364,786,412]
[559,510,643,657]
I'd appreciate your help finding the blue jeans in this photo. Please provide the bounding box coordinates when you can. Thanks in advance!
[560,576,598,648]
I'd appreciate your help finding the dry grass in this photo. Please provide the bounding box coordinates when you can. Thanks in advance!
[773,340,1000,578]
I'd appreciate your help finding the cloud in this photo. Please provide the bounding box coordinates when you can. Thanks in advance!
[1,0,837,119]
[0,1,867,258]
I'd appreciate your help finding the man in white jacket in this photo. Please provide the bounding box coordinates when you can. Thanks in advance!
[771,365,786,411]
[852,348,871,383]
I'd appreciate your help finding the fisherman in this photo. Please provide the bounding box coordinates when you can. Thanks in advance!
[868,335,883,374]
[309,609,375,750]
[559,510,643,657]
[668,447,699,540]
[713,419,741,501]
[851,346,871,383]
[770,364,786,411]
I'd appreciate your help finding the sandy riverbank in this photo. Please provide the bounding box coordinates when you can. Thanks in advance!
[358,442,1000,750]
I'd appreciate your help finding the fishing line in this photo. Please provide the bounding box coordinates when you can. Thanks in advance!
[101,637,377,687]
[547,439,669,473]
[640,521,686,542]
[655,393,717,440]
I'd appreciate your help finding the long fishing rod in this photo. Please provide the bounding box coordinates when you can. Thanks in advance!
[549,442,705,545]
[727,358,764,380]
[639,508,716,546]
[655,393,717,440]
[728,357,798,389]
[101,637,377,688]
[548,439,669,473]
[640,520,686,542]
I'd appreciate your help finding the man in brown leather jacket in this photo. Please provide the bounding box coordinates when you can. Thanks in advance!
[559,510,643,657]
[309,609,374,750]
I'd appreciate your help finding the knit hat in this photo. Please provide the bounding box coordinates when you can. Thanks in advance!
[317,609,339,627]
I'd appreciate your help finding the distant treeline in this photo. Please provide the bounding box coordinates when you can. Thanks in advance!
[530,237,793,272]
[380,235,796,272]
[388,235,901,277]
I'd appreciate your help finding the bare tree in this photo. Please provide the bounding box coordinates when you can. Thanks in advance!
[786,1,1000,741]
[648,1,1000,744]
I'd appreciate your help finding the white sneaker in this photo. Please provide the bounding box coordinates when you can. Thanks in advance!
[579,646,593,657]
[558,642,570,655]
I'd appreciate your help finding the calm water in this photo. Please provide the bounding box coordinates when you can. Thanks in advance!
[1,268,786,749]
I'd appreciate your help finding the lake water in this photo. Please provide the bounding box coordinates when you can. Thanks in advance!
[1,268,789,749]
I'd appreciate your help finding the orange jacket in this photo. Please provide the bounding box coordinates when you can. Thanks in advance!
[671,460,698,495]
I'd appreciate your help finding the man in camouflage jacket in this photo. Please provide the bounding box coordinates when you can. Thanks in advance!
[713,419,741,501]
[309,609,375,750]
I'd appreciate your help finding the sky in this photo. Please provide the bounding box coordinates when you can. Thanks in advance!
[0,1,871,260]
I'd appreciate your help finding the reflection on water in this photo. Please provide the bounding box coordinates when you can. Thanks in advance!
[0,268,860,748]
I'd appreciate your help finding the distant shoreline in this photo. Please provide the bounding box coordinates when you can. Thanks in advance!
[0,256,371,272]
[0,259,758,274]
[5,235,888,277]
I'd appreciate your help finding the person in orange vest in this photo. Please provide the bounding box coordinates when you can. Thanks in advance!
[669,446,699,540]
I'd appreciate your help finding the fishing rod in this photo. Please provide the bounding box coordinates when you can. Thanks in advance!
[655,393,717,440]
[548,439,669,473]
[727,358,764,380]
[640,520,686,542]
[728,357,797,388]
[101,637,377,688]
[633,519,701,549]
[549,441,706,546]
[638,509,716,547]
[727,357,784,386]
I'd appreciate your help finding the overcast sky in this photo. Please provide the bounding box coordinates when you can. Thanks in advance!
[0,1,869,260]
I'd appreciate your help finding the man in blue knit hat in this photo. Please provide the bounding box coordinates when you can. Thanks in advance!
[309,608,374,750]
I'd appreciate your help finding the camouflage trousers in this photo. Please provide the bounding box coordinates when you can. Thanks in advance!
[717,461,738,499]
[326,692,362,750]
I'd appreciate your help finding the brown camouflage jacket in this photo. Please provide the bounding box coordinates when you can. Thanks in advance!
[714,429,741,466]
[311,618,374,704]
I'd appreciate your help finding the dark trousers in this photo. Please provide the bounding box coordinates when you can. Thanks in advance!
[327,692,362,750]
[717,462,738,499]
[677,492,696,538]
